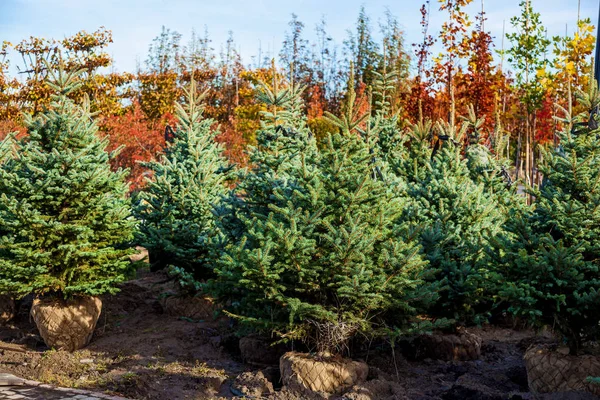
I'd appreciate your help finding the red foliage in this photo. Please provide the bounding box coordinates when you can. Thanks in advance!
[99,101,169,190]
[535,92,555,145]
[217,116,249,167]
[307,84,326,120]
[0,119,27,141]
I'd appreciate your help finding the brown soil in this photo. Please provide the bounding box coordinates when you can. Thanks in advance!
[0,271,590,400]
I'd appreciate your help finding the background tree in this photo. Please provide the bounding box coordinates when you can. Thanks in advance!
[279,14,312,87]
[138,26,182,121]
[100,101,167,189]
[344,6,381,88]
[503,0,550,185]
[134,80,231,285]
[407,1,436,124]
[434,0,473,127]
[378,8,411,116]
[12,28,133,117]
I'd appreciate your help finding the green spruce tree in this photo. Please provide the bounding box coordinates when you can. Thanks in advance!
[0,66,135,299]
[134,80,231,289]
[400,120,506,325]
[212,75,425,353]
[492,84,600,355]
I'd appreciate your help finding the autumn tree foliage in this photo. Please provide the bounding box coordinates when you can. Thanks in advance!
[0,3,595,194]
[99,102,168,190]
[9,27,133,117]
[406,1,436,124]
[434,0,473,126]
[457,9,503,136]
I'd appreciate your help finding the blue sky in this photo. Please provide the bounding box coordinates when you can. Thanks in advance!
[0,0,598,76]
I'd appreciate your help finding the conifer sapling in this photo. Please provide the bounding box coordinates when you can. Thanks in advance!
[0,66,135,299]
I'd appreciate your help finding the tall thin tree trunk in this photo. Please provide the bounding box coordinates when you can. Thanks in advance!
[516,131,522,180]
[448,64,455,127]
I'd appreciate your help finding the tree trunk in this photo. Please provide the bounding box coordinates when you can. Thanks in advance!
[516,131,522,181]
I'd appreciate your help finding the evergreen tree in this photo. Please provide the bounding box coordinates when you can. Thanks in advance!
[462,105,521,211]
[0,66,135,299]
[134,80,231,288]
[492,84,600,355]
[212,77,425,353]
[400,120,506,324]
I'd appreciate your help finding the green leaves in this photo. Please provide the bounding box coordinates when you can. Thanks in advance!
[0,66,135,299]
[502,0,551,113]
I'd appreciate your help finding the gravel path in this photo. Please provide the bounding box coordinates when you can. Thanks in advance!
[0,375,129,400]
[0,385,103,400]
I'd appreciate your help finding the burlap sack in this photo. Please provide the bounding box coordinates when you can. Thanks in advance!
[280,352,368,395]
[524,345,600,396]
[31,296,102,352]
[0,295,15,324]
[417,330,482,361]
[160,295,217,320]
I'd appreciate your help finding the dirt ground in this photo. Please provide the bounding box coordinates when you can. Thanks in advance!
[0,271,594,400]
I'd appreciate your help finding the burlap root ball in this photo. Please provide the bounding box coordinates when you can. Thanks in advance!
[160,295,217,320]
[417,330,482,361]
[31,296,102,352]
[0,295,15,325]
[524,345,600,396]
[280,352,368,396]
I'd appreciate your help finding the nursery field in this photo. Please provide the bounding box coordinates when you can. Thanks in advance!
[0,268,591,400]
[1,0,600,399]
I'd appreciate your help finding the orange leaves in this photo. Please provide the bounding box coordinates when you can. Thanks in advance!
[61,26,113,53]
[307,84,326,120]
[7,28,132,117]
[534,93,556,145]
[99,101,168,190]
[138,71,180,121]
[0,119,27,142]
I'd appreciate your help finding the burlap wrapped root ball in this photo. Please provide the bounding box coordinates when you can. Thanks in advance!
[31,296,102,352]
[524,345,600,396]
[417,330,482,361]
[160,295,217,320]
[0,295,15,325]
[280,352,368,396]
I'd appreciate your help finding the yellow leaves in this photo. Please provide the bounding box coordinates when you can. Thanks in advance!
[564,62,576,76]
[535,68,546,78]
[0,41,12,57]
[550,17,595,94]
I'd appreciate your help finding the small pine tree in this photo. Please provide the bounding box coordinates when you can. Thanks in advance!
[493,84,600,355]
[134,80,231,289]
[212,76,425,353]
[0,66,135,299]
[400,120,506,325]
[462,105,520,210]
